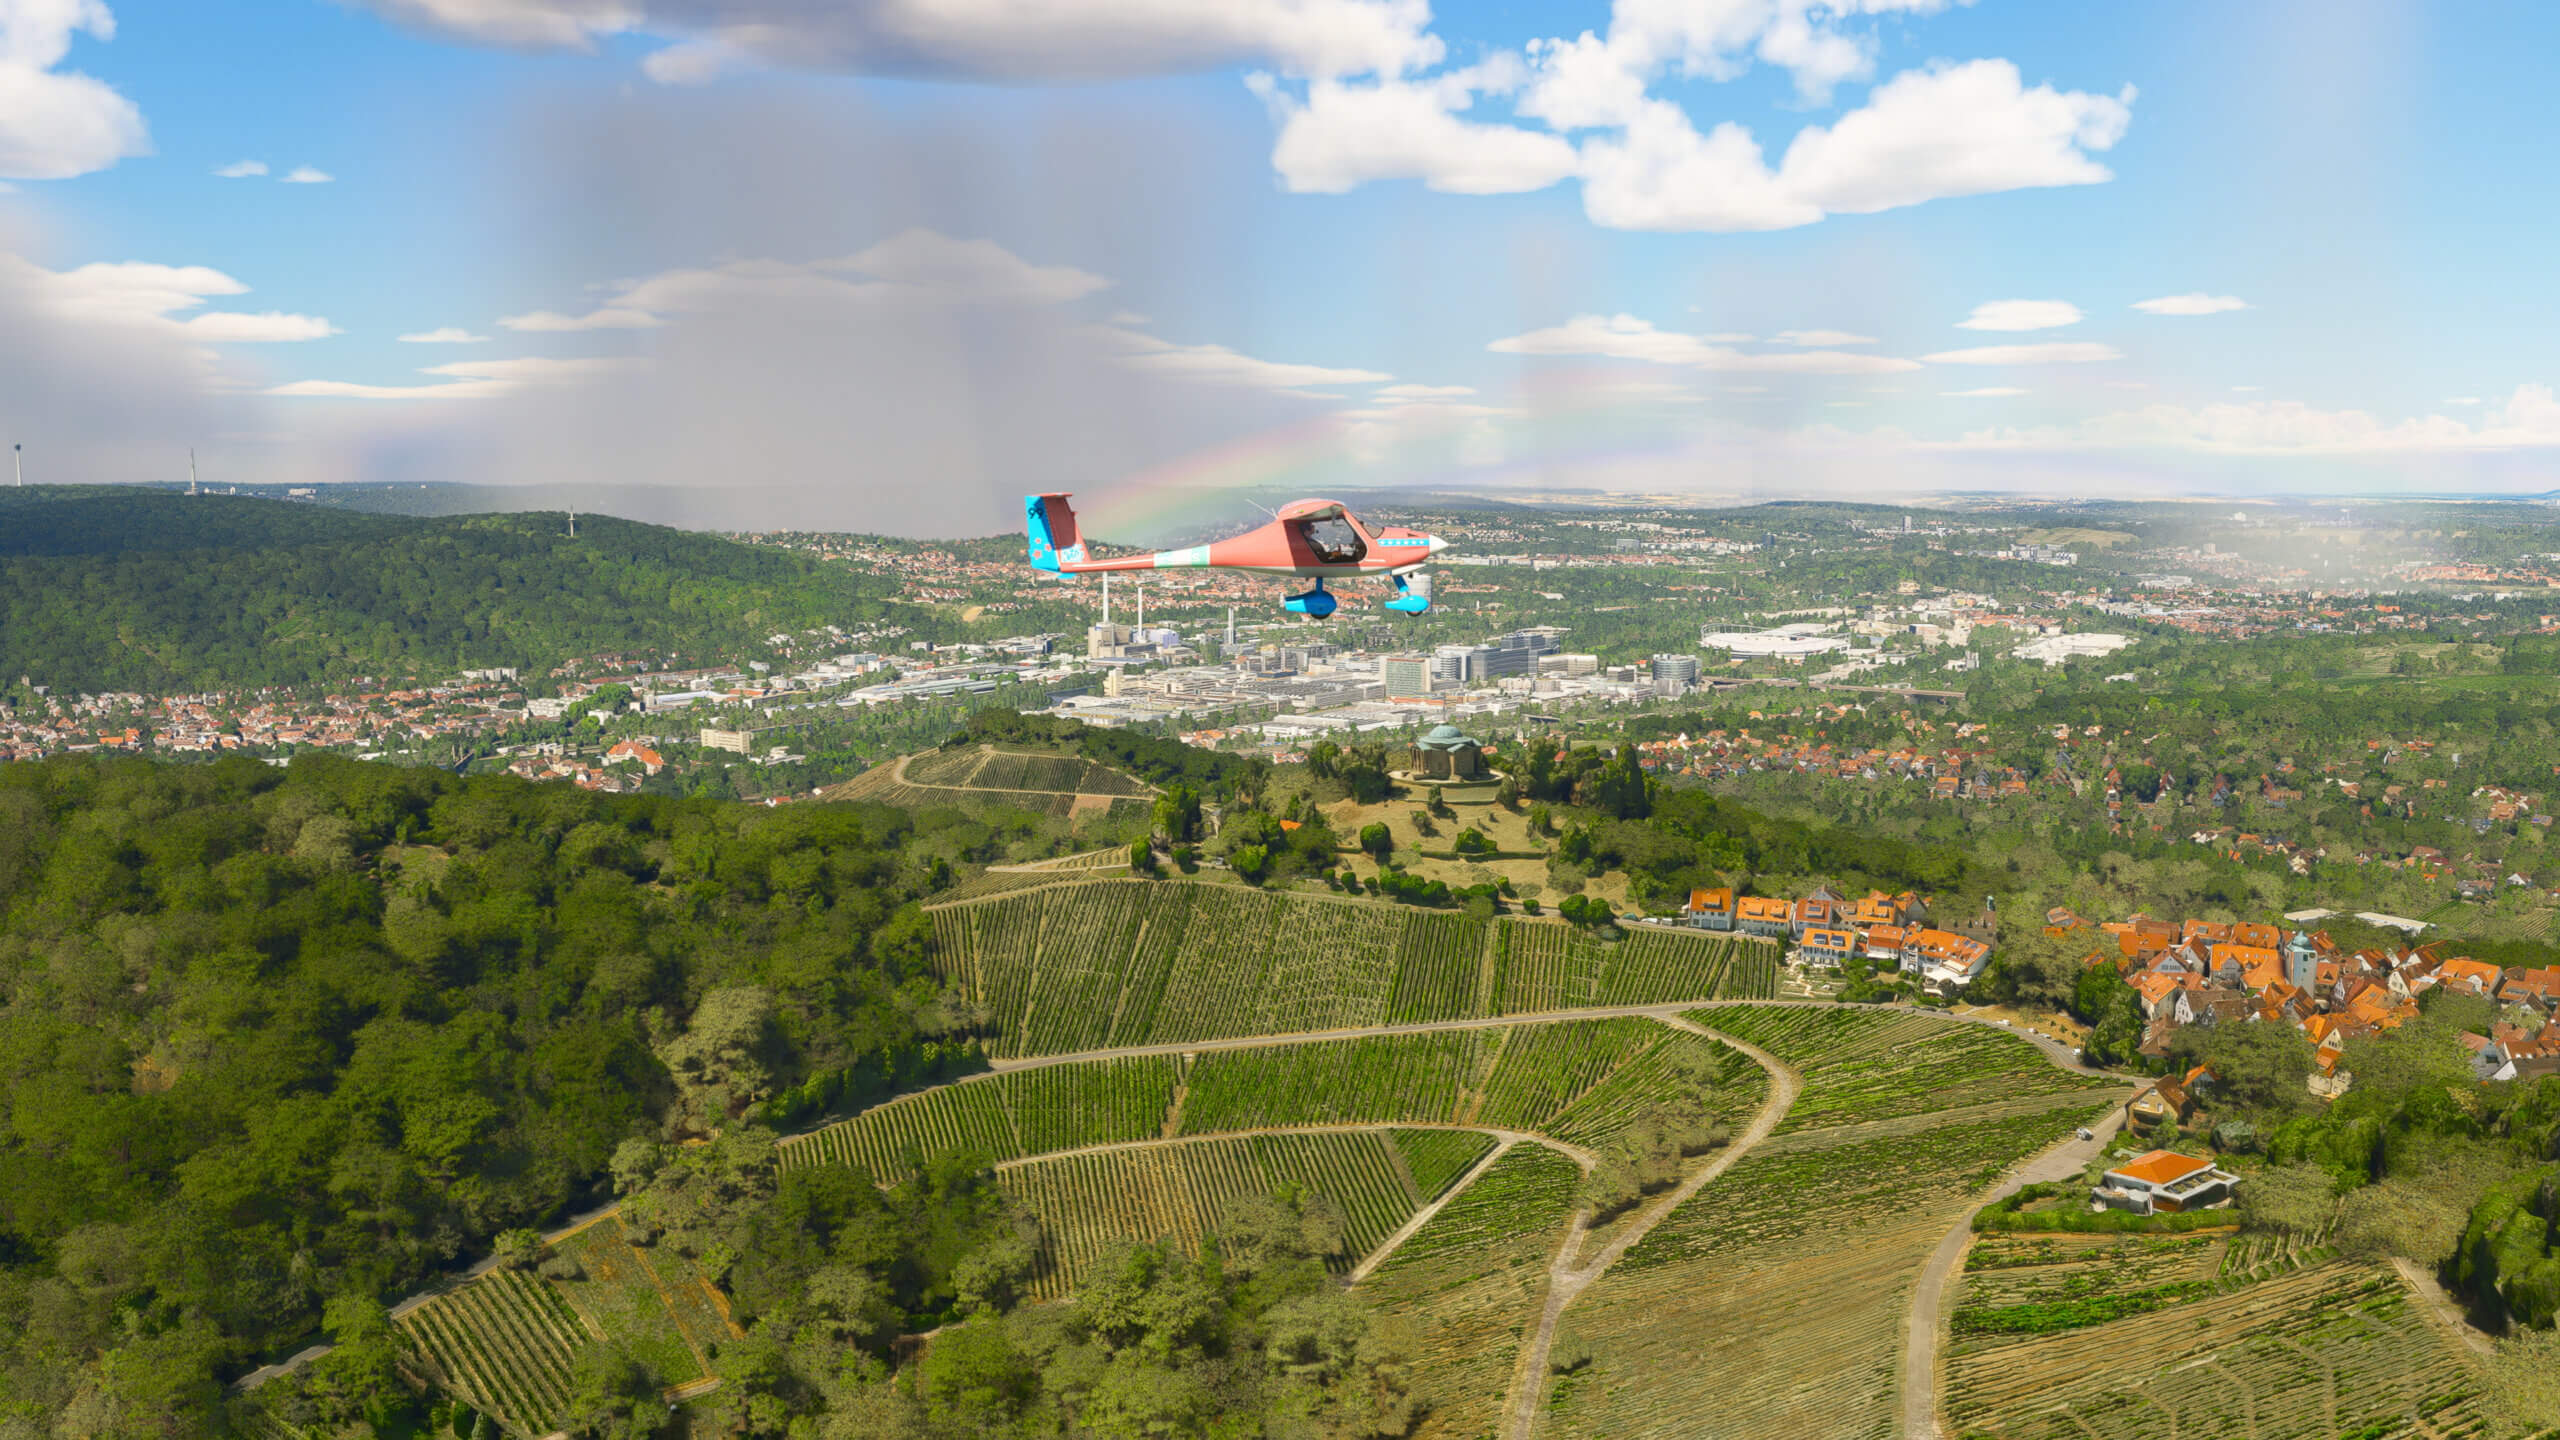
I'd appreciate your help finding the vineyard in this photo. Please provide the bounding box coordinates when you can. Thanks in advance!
[1694,1006,2115,1135]
[1390,1129,1500,1202]
[778,1056,1179,1176]
[998,1131,1427,1299]
[1941,1261,2504,1439]
[782,1017,1763,1180]
[1538,1005,2115,1439]
[1366,1144,1587,1439]
[394,1217,739,1438]
[397,1268,590,1438]
[930,881,1777,1058]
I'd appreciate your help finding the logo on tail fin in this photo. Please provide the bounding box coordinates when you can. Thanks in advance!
[1025,493,1087,572]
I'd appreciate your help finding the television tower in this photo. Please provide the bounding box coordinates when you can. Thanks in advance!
[187,449,198,496]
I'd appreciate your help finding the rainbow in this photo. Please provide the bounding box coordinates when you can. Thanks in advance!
[1078,370,1718,544]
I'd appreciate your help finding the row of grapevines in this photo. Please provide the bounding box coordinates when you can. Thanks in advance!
[1383,911,1492,1022]
[1176,1032,1487,1133]
[1001,1131,1420,1299]
[1476,1017,1665,1131]
[1539,1032,1765,1151]
[1388,1128,1500,1203]
[780,1057,1180,1175]
[396,1269,586,1437]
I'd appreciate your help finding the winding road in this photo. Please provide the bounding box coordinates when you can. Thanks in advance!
[247,990,2134,1440]
[1499,1021,1805,1440]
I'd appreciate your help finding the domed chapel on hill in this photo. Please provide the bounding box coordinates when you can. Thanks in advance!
[1409,724,1485,781]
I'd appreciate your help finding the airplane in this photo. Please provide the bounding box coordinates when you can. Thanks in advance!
[1024,492,1448,617]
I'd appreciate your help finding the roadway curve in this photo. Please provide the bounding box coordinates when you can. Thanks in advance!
[1500,1021,1804,1440]
[1896,1095,2138,1440]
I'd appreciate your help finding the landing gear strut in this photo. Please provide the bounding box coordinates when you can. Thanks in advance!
[1284,579,1338,618]
[1386,571,1431,614]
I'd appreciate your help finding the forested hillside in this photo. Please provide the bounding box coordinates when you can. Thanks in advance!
[0,752,969,1433]
[0,488,905,692]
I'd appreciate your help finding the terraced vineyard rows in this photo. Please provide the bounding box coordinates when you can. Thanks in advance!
[1366,1145,1586,1440]
[1696,1005,2114,1134]
[1177,1033,1488,1133]
[396,1269,590,1437]
[779,1056,1179,1175]
[1942,1261,2502,1439]
[1476,1017,1663,1131]
[1384,912,1491,1022]
[1389,1129,1499,1201]
[1001,1132,1422,1299]
[931,882,1774,1058]
[1538,1005,2115,1440]
[1540,1030,1765,1150]
[786,1012,1754,1182]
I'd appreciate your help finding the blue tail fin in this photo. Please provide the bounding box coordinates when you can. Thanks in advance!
[1025,493,1086,572]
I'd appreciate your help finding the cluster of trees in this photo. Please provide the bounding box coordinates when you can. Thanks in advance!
[0,491,906,692]
[1580,1061,1736,1220]
[734,1187,1424,1439]
[0,751,971,1432]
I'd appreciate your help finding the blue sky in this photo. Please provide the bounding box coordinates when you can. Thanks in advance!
[4,0,2558,532]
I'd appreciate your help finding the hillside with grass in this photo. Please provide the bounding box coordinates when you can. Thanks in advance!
[0,487,907,692]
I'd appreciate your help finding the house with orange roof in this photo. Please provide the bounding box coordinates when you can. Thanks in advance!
[1904,928,1994,992]
[1683,887,1736,932]
[1798,926,1858,966]
[2501,966,2560,1008]
[2218,944,2284,991]
[2183,919,2234,945]
[2437,958,2504,996]
[2094,1149,2239,1215]
[604,740,666,774]
[1736,896,1794,939]
[2231,921,2281,950]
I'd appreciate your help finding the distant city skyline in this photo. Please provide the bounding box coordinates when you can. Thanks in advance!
[3,0,2557,531]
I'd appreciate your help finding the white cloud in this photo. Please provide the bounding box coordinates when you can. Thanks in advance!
[499,305,665,332]
[1956,299,2081,332]
[500,229,1110,335]
[1489,312,1920,374]
[1773,328,1876,347]
[1945,384,2560,456]
[825,227,1108,304]
[269,354,639,401]
[10,257,333,342]
[1522,57,2134,234]
[279,165,334,183]
[180,311,340,342]
[1922,341,2119,365]
[1942,386,2025,397]
[0,0,149,179]
[1261,67,1580,195]
[213,158,268,178]
[1095,324,1391,391]
[1778,61,2130,215]
[399,326,490,343]
[1702,332,1755,343]
[1375,383,1476,400]
[347,0,1445,82]
[2133,292,2248,316]
[2445,396,2482,407]
[2230,384,2260,393]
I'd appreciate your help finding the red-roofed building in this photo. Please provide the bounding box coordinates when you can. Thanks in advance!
[2095,1150,2239,1215]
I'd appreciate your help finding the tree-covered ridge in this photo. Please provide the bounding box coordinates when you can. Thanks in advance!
[0,489,907,692]
[0,752,966,1433]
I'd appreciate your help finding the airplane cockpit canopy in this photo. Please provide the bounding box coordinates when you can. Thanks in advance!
[1299,514,1367,564]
